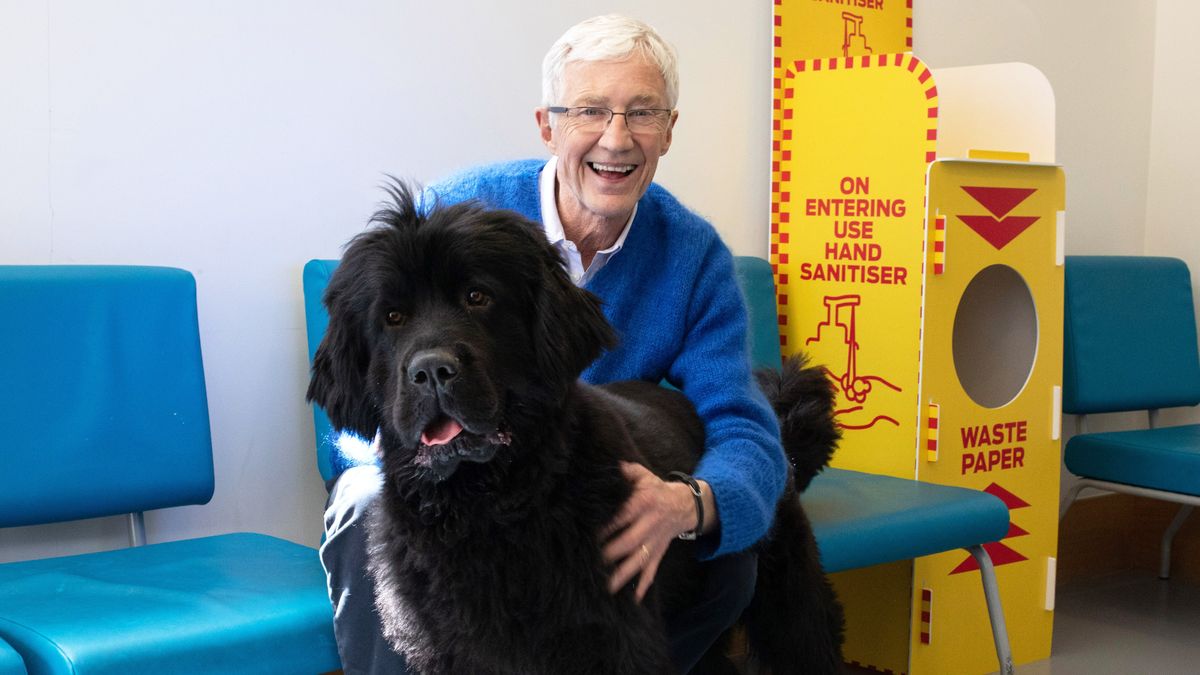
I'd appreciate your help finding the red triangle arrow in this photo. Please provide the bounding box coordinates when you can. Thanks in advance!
[984,482,1031,510]
[961,186,1037,218]
[1005,522,1030,538]
[957,215,1040,250]
[950,541,1030,575]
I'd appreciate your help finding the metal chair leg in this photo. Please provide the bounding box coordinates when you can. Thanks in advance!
[1160,505,1194,579]
[968,545,1014,675]
[1059,481,1087,520]
[127,511,146,547]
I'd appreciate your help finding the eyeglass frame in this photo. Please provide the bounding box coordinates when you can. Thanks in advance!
[546,106,675,133]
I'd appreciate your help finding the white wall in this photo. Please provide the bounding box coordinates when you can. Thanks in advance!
[1,1,1193,560]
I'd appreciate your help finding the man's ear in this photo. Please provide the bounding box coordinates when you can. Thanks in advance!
[660,109,678,156]
[535,107,557,153]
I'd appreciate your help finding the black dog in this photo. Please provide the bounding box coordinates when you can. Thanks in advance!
[308,184,844,674]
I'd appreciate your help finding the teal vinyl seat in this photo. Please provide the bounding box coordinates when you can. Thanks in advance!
[1060,256,1200,579]
[303,254,1014,674]
[0,639,23,675]
[803,468,1010,573]
[0,266,339,675]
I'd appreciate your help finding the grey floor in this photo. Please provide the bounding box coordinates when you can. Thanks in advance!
[1007,571,1200,675]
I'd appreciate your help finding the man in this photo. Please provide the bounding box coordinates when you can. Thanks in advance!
[321,14,786,674]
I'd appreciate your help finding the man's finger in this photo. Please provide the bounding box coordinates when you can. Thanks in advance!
[618,460,643,477]
[635,549,662,602]
[608,550,644,594]
[601,518,652,564]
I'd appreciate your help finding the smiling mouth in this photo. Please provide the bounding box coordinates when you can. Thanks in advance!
[588,161,636,178]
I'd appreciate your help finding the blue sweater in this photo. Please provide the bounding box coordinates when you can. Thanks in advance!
[427,159,786,557]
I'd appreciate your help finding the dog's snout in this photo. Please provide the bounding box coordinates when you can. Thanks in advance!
[409,349,460,389]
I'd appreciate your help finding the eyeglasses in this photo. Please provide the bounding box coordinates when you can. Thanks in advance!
[547,106,673,133]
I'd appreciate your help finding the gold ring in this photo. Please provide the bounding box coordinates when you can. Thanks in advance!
[640,544,650,562]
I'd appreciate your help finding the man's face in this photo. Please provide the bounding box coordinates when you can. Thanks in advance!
[536,57,677,232]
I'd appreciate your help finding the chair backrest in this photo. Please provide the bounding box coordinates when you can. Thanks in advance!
[302,259,339,482]
[735,256,785,372]
[1062,256,1200,415]
[301,256,782,482]
[0,266,215,527]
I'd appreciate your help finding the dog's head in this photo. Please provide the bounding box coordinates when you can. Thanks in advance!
[307,181,616,482]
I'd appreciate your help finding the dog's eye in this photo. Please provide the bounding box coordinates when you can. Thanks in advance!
[466,289,492,307]
[385,310,405,326]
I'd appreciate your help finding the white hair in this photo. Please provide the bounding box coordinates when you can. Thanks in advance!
[541,14,679,109]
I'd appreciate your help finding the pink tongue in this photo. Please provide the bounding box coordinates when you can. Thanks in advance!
[421,417,464,446]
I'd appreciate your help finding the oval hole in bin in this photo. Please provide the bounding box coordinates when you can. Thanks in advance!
[952,264,1038,409]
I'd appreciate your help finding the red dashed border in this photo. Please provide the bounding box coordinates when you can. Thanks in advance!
[932,215,947,275]
[926,402,941,461]
[919,587,933,644]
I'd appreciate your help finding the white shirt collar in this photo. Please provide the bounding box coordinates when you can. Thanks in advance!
[539,156,636,286]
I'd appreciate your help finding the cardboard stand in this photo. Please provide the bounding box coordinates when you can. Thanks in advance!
[772,3,1065,672]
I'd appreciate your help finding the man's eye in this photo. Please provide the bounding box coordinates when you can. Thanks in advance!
[627,109,653,119]
[385,311,405,326]
[466,289,492,307]
[579,107,609,117]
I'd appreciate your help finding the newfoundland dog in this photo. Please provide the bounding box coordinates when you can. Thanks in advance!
[307,183,844,674]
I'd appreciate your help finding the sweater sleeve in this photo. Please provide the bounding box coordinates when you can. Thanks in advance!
[667,239,787,558]
[421,160,544,222]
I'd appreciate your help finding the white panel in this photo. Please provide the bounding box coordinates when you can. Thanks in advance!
[1056,212,1066,266]
[931,63,1056,163]
[1045,557,1057,611]
[1051,385,1062,441]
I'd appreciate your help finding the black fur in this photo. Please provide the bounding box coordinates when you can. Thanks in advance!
[744,358,846,674]
[308,182,844,674]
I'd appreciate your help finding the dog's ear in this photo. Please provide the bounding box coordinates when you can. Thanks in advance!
[533,255,618,384]
[307,264,381,441]
[308,181,426,440]
[308,319,379,441]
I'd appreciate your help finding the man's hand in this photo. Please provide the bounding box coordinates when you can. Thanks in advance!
[601,461,707,602]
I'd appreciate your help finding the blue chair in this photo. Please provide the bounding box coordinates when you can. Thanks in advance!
[1060,256,1200,579]
[303,255,1013,674]
[0,639,24,675]
[0,266,339,675]
[303,260,342,484]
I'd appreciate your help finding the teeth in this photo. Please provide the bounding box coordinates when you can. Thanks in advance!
[590,162,635,174]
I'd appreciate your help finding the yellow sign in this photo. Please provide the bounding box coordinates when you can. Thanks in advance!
[775,0,912,61]
[772,53,937,478]
[912,159,1064,674]
[772,53,937,673]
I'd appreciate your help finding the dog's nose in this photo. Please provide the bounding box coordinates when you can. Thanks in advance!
[408,349,460,389]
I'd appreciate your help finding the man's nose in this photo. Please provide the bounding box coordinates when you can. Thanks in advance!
[598,113,636,148]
